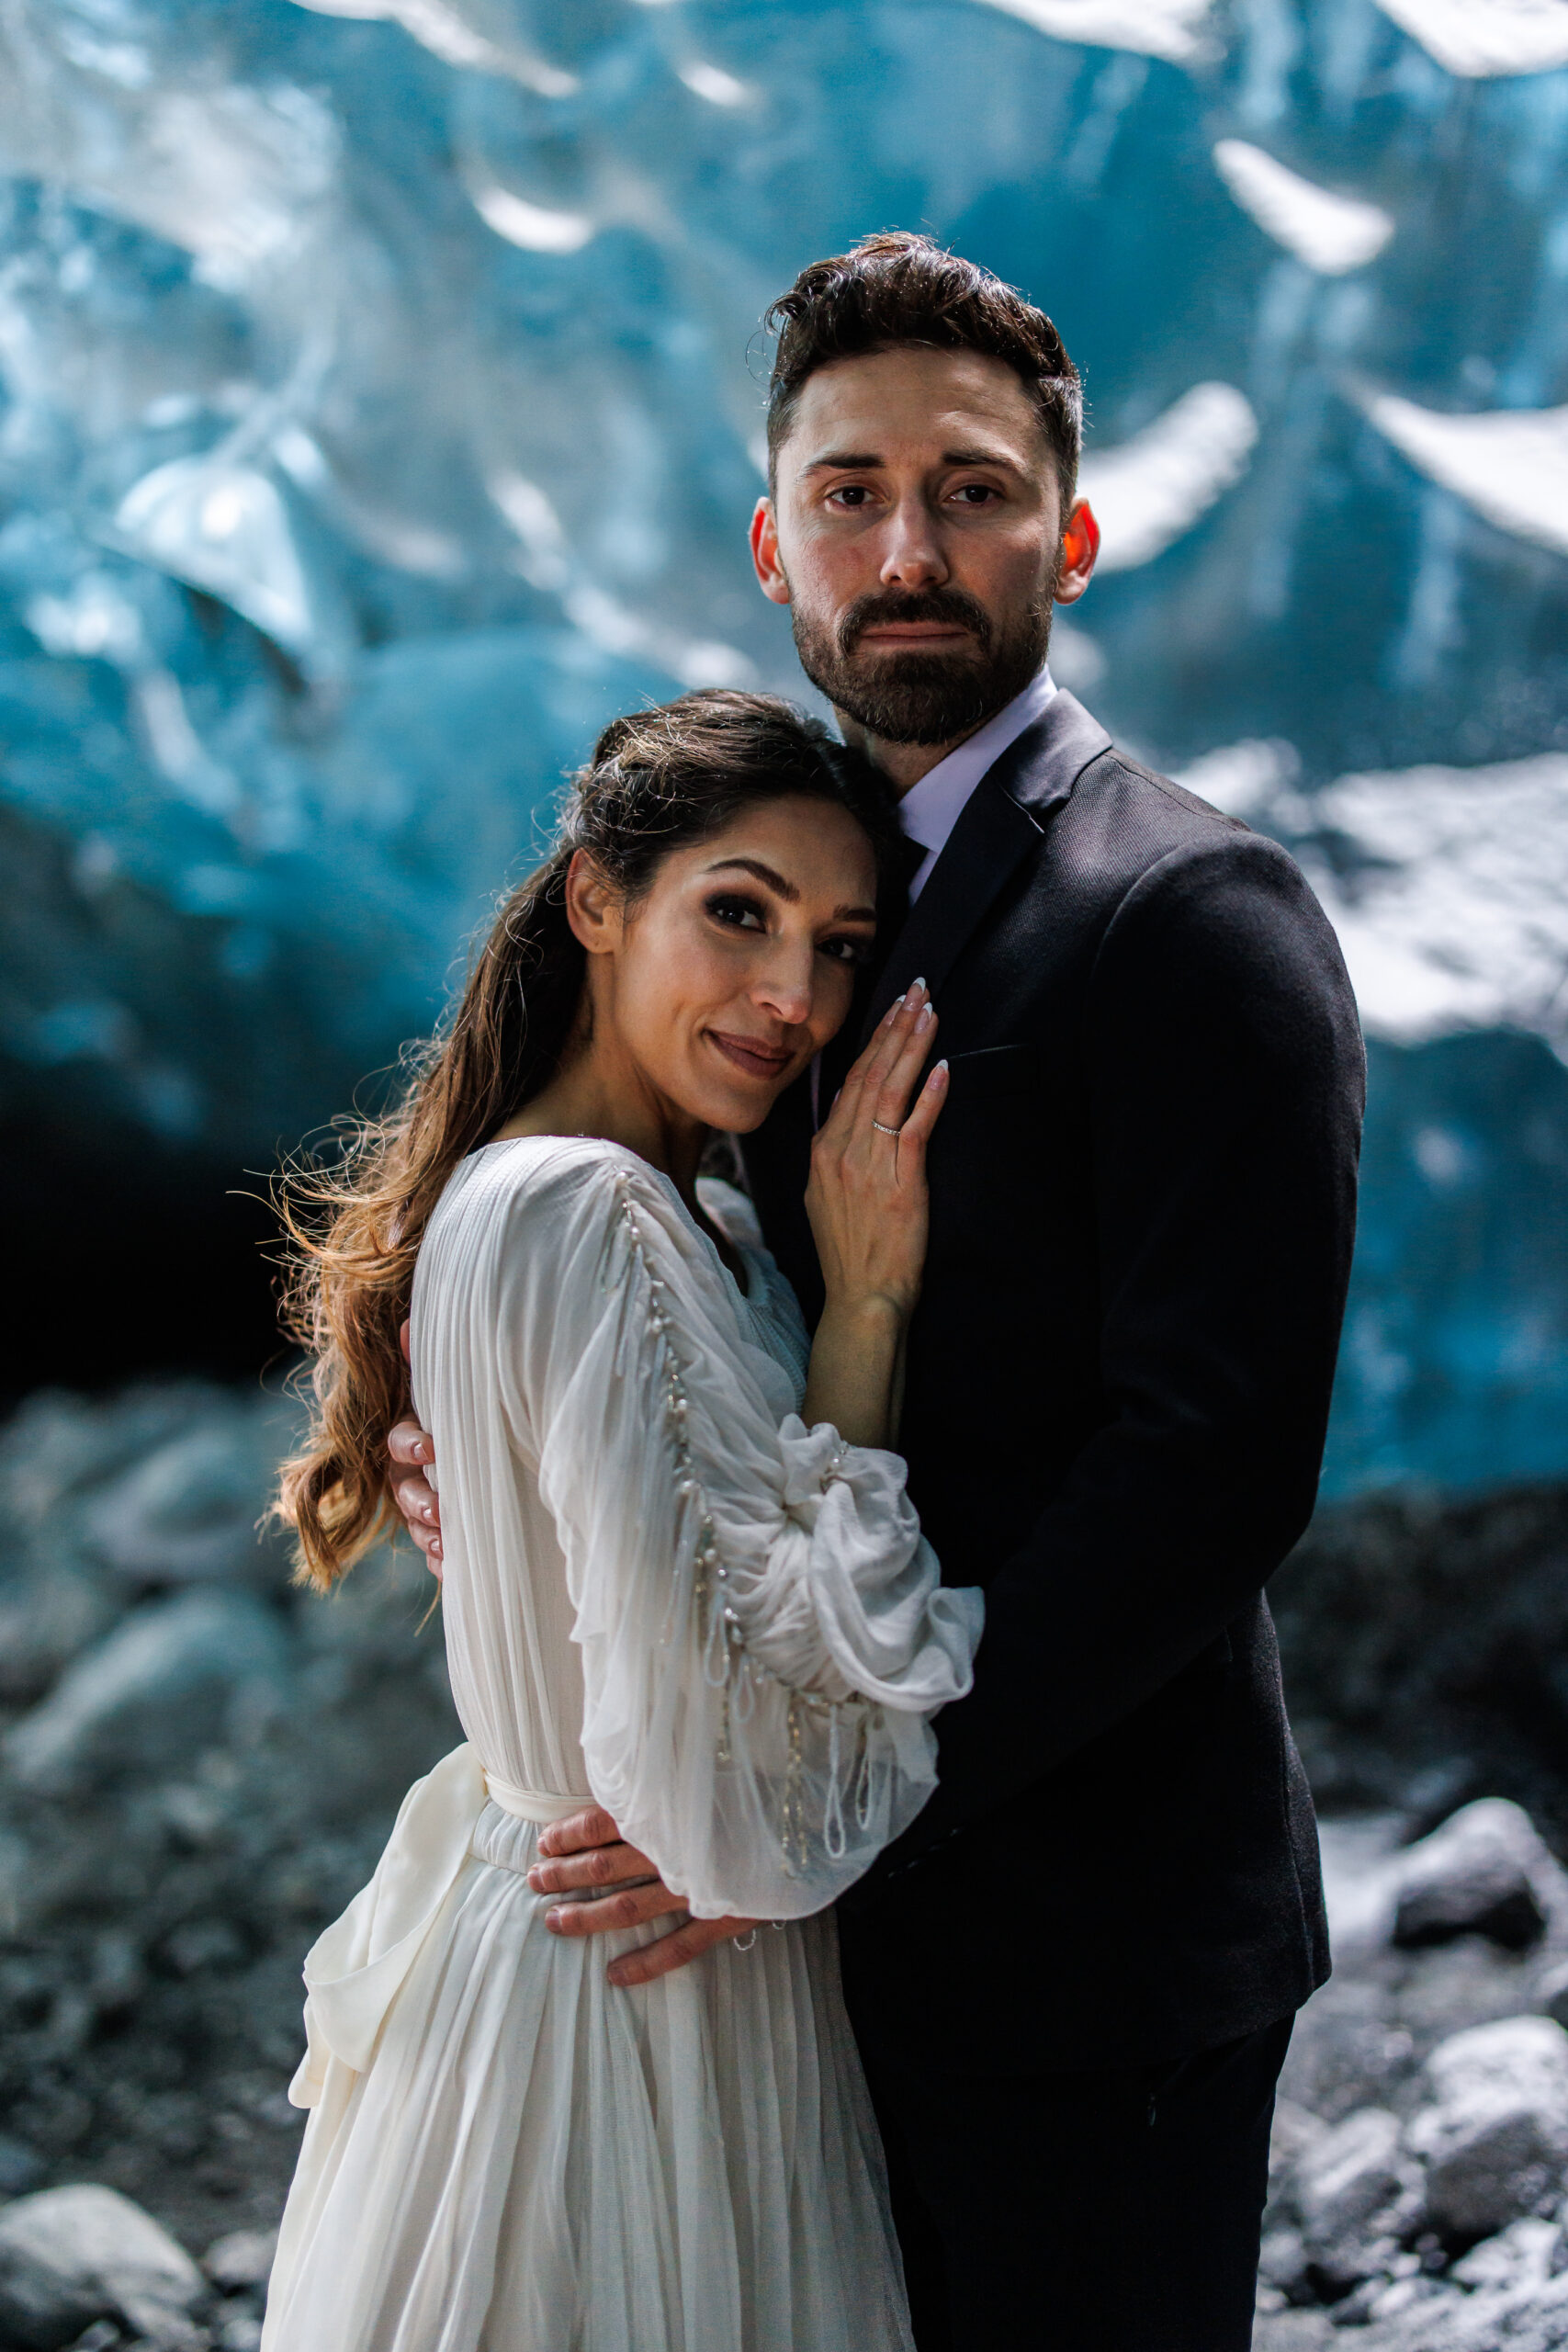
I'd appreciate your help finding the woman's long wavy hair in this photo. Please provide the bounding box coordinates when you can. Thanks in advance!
[275,688,900,1591]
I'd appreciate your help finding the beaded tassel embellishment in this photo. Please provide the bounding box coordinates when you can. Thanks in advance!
[612,1172,878,1876]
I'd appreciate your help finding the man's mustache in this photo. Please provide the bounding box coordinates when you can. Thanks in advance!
[837,589,994,658]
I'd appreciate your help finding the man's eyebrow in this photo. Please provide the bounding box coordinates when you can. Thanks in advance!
[703,857,876,924]
[798,451,885,477]
[942,445,1028,474]
[798,445,1030,479]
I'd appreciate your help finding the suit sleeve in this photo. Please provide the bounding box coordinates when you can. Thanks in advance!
[887,830,1365,1862]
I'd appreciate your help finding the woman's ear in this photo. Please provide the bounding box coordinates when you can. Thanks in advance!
[564,849,622,956]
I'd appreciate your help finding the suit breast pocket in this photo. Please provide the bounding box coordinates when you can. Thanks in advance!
[942,1042,1039,1105]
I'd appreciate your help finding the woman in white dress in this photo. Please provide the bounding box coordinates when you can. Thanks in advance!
[265,688,982,2352]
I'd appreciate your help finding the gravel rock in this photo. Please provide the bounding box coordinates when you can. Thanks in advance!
[0,2184,206,2349]
[0,1568,119,1709]
[1360,2273,1568,2349]
[1406,2016,1568,2238]
[84,1419,288,1590]
[1279,2106,1426,2292]
[200,2232,275,2293]
[4,1592,290,1793]
[1450,2215,1563,2292]
[1394,1802,1553,1953]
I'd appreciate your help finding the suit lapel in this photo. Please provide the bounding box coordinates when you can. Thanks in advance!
[859,688,1113,1044]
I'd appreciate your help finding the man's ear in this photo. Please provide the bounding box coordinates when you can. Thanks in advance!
[564,849,622,956]
[1054,500,1100,606]
[750,496,792,606]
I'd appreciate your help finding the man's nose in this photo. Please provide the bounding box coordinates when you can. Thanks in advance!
[878,495,949,591]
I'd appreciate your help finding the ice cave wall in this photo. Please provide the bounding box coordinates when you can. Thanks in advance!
[0,0,1565,1493]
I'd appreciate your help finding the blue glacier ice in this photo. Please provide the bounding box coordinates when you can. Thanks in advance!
[1,0,1566,1491]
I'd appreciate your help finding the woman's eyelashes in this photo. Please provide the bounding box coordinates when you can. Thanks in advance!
[705,891,767,934]
[704,894,871,967]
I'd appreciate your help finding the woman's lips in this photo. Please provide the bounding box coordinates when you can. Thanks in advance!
[707,1031,794,1081]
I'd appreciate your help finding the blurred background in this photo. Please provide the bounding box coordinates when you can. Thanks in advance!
[2,2,1568,2346]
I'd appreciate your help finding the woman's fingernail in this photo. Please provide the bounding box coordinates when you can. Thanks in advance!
[882,1001,899,1025]
[931,1059,949,1081]
[910,977,927,995]
[917,1003,933,1030]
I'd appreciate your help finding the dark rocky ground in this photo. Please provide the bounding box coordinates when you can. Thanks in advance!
[2,1380,1568,2348]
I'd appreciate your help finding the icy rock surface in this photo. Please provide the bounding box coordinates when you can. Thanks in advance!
[0,2183,206,2349]
[5,1381,1568,2334]
[1394,1803,1555,1954]
[1407,2018,1568,2239]
[0,0,1567,1491]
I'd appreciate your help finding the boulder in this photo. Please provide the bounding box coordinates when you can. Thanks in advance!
[1406,2016,1568,2239]
[1450,2214,1562,2293]
[4,1590,289,1792]
[1287,2106,1425,2293]
[1538,1959,1568,2033]
[1393,1800,1551,1952]
[0,1566,119,1706]
[84,1417,286,1589]
[200,2231,275,2293]
[0,2184,205,2349]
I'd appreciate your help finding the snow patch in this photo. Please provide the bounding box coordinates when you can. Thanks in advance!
[287,0,578,96]
[1305,753,1568,1057]
[468,183,596,254]
[1213,141,1394,275]
[1078,383,1258,571]
[1371,0,1568,77]
[970,0,1217,65]
[1185,743,1568,1060]
[1357,391,1568,558]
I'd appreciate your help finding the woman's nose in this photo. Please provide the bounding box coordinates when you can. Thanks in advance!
[755,947,814,1028]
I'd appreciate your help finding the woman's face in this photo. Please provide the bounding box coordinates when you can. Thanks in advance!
[571,794,879,1134]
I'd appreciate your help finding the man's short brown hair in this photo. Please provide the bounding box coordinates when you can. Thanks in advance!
[765,232,1082,512]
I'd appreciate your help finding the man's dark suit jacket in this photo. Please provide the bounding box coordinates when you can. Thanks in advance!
[741,690,1365,2074]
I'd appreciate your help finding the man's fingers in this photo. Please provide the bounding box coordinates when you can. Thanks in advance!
[388,1419,434,1467]
[606,1915,756,1988]
[545,1880,686,1938]
[536,1805,623,1859]
[528,1840,659,1895]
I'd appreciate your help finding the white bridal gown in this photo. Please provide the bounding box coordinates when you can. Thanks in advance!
[263,1136,982,2352]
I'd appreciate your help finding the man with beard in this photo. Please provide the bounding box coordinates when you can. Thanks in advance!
[391,234,1365,2348]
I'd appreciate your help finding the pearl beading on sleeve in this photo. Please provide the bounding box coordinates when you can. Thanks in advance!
[613,1171,877,1873]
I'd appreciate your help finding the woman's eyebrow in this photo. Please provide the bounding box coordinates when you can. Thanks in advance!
[703,857,875,924]
[704,855,798,899]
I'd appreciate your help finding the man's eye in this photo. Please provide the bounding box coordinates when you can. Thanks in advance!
[953,482,1000,504]
[828,484,872,508]
[706,894,766,933]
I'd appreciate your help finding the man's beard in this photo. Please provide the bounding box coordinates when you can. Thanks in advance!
[791,579,1055,747]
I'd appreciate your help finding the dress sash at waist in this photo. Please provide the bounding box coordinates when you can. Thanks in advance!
[484,1770,593,1825]
[287,1744,598,2113]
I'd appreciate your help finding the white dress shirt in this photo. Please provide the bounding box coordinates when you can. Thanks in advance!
[897,664,1057,899]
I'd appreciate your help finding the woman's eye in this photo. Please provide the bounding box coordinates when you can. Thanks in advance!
[705,893,766,933]
[819,935,871,967]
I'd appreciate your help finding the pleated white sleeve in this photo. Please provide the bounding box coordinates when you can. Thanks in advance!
[502,1142,983,1923]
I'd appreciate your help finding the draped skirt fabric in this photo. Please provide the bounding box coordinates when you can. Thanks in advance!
[265,1801,914,2352]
